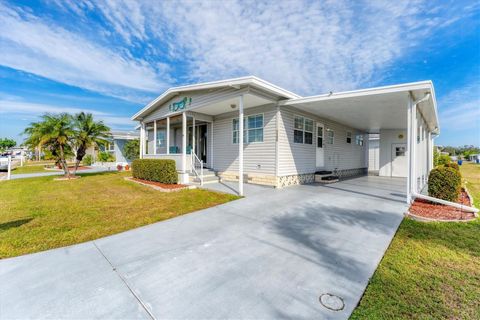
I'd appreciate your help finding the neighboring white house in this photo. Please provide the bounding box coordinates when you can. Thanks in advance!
[131,76,439,201]
[468,154,480,163]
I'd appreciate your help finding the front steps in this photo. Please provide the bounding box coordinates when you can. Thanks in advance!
[314,170,339,184]
[189,169,220,185]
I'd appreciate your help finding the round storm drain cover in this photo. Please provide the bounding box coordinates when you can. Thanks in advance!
[319,293,345,311]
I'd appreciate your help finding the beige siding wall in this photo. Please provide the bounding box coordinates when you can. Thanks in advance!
[212,104,277,176]
[278,106,367,176]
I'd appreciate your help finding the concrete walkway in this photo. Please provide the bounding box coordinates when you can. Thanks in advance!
[0,176,407,319]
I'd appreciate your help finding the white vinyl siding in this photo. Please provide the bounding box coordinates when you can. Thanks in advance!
[212,104,276,175]
[278,106,367,175]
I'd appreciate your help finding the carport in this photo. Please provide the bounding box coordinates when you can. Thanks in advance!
[281,81,439,204]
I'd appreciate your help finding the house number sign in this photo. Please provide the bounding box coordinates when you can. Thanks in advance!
[169,97,192,112]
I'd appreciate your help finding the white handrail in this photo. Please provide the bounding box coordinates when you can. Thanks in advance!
[191,151,204,185]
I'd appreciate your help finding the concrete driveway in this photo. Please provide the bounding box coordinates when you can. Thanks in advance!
[0,176,407,319]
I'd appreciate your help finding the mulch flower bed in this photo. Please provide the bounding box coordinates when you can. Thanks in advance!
[125,177,194,192]
[408,189,476,221]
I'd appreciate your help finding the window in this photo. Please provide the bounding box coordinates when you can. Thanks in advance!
[293,115,313,144]
[107,141,115,151]
[233,114,263,143]
[346,131,352,144]
[326,129,334,144]
[157,129,166,147]
[317,126,323,148]
[355,134,364,146]
[395,146,406,157]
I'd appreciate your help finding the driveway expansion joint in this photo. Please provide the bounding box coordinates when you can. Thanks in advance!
[93,241,156,320]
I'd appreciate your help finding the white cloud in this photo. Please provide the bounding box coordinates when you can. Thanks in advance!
[80,0,475,96]
[0,2,166,102]
[1,0,477,103]
[439,82,480,132]
[0,99,135,128]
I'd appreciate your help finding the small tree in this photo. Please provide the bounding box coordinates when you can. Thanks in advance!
[123,139,140,161]
[0,138,16,152]
[72,112,110,175]
[24,113,74,176]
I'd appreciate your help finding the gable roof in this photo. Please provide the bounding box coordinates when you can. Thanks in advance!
[131,76,300,120]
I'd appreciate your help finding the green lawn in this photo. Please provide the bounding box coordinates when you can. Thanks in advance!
[12,164,50,174]
[351,162,480,319]
[0,172,238,258]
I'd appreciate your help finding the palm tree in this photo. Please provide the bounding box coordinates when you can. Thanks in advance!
[24,113,74,176]
[72,112,110,175]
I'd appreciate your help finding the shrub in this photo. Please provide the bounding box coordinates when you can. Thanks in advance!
[444,162,460,172]
[436,154,451,166]
[83,154,93,166]
[98,151,115,162]
[132,159,178,184]
[123,139,140,161]
[428,166,461,202]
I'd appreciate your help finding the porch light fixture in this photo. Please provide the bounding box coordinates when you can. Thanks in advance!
[230,104,237,109]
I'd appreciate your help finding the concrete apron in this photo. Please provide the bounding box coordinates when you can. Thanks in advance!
[0,176,407,319]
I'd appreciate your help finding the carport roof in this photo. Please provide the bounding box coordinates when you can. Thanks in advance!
[280,81,439,134]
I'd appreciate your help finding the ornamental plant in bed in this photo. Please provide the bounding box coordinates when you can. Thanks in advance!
[428,165,461,202]
[132,159,178,184]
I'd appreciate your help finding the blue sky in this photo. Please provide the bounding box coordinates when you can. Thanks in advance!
[0,0,479,146]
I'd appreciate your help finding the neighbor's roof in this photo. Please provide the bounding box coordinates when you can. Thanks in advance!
[131,76,301,120]
[110,130,139,140]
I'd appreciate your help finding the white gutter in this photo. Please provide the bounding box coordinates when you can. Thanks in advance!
[412,192,479,214]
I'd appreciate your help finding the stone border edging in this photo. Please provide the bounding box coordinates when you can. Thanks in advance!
[124,177,195,192]
[405,210,477,223]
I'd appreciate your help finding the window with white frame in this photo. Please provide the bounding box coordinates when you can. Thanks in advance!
[294,115,313,144]
[355,134,364,146]
[346,131,352,144]
[107,141,115,151]
[233,114,263,144]
[326,128,334,144]
[157,129,166,147]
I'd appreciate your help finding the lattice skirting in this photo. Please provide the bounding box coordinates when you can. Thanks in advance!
[276,173,315,188]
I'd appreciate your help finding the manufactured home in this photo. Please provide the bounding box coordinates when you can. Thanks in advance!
[132,76,439,201]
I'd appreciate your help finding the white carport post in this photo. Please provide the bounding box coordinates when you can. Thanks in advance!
[181,111,187,184]
[153,120,157,155]
[407,95,416,203]
[427,131,433,172]
[140,122,145,159]
[238,94,244,196]
[192,115,196,155]
[166,117,170,155]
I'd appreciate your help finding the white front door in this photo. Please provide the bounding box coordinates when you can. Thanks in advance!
[316,123,325,168]
[391,143,408,177]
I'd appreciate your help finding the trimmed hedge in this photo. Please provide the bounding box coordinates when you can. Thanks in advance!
[132,159,178,184]
[428,166,461,202]
[436,154,451,166]
[444,162,460,172]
